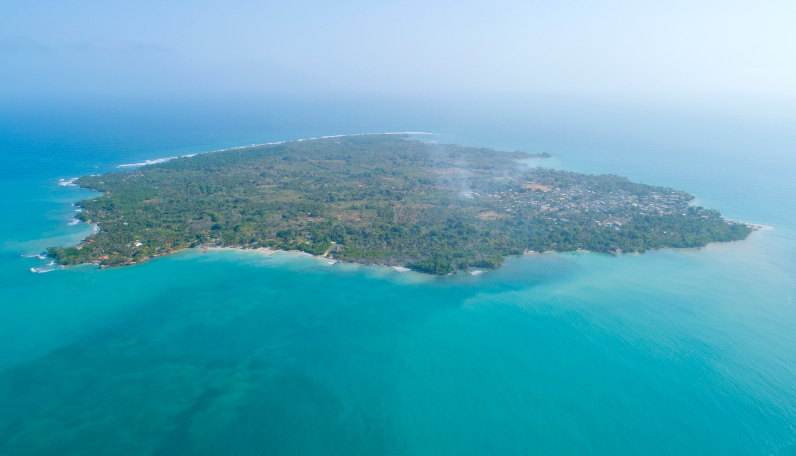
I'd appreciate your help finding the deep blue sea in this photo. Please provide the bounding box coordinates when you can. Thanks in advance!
[1,96,795,455]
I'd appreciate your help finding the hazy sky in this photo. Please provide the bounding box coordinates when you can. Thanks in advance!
[1,0,794,100]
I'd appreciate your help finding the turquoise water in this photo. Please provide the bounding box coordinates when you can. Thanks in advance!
[1,98,795,454]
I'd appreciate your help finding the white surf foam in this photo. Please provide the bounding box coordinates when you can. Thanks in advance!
[117,157,179,168]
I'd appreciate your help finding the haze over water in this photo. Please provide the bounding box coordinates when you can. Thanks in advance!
[0,97,794,454]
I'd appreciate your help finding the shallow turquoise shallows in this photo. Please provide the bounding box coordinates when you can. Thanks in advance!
[1,98,794,455]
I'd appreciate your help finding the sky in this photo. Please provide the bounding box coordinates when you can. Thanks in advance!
[1,0,795,102]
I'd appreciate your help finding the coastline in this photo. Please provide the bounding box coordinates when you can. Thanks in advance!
[76,244,484,276]
[53,220,768,273]
[45,134,764,275]
[56,230,768,273]
[114,132,436,168]
[746,223,773,231]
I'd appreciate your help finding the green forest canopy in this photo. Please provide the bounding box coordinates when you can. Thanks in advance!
[48,134,752,274]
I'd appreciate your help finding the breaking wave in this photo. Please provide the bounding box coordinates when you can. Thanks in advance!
[58,178,78,186]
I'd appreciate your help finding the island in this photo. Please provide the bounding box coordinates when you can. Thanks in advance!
[47,134,754,274]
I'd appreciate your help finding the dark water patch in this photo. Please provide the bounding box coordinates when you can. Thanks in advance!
[153,388,225,456]
[0,338,397,455]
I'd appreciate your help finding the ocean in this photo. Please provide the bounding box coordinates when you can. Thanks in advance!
[1,96,794,454]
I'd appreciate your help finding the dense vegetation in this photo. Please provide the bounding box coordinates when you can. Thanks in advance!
[48,134,752,274]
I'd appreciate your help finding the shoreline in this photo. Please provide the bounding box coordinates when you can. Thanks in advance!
[114,132,436,168]
[48,133,767,275]
[746,223,773,231]
[44,223,768,275]
[58,229,767,273]
[52,216,768,274]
